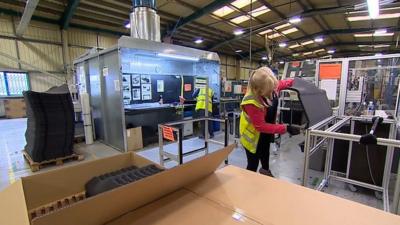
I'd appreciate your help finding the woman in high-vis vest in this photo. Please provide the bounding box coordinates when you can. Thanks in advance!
[240,67,299,177]
[193,87,214,138]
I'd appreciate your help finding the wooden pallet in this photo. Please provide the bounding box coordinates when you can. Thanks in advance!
[29,191,86,221]
[22,150,85,172]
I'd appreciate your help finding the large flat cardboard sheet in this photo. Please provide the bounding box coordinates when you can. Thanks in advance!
[186,166,400,225]
[107,189,261,225]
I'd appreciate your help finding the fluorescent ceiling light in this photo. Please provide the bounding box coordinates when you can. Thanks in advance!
[375,53,383,56]
[267,33,282,39]
[303,52,313,55]
[157,53,199,62]
[261,56,268,60]
[125,23,131,29]
[233,29,244,35]
[373,32,394,36]
[250,6,270,17]
[314,37,324,42]
[289,16,302,23]
[213,6,235,17]
[358,44,390,48]
[327,49,335,54]
[374,29,387,34]
[367,0,380,19]
[347,13,400,21]
[230,15,250,24]
[194,38,203,44]
[259,29,272,35]
[289,44,301,49]
[282,27,298,35]
[279,43,287,47]
[235,49,243,53]
[301,40,314,46]
[313,49,325,53]
[354,32,394,37]
[274,23,291,30]
[231,0,256,9]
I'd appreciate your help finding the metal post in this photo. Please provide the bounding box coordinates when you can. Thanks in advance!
[158,125,164,166]
[382,123,396,212]
[224,118,229,165]
[346,120,355,178]
[302,129,311,186]
[204,78,209,154]
[394,152,400,214]
[338,59,349,116]
[178,127,183,164]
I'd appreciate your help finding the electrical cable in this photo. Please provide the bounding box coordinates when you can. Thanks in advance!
[365,124,377,185]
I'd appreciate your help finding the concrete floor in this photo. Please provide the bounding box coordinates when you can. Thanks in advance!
[0,118,394,211]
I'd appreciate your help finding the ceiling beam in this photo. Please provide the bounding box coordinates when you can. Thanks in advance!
[0,7,128,36]
[15,0,39,37]
[164,0,233,37]
[247,40,398,58]
[59,0,81,29]
[207,2,400,51]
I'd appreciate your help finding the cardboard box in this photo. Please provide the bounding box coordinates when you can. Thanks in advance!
[186,166,400,225]
[4,98,26,118]
[0,144,234,225]
[107,189,258,225]
[126,127,143,151]
[2,144,399,225]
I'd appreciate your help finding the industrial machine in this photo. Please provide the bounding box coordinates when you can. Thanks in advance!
[73,0,220,151]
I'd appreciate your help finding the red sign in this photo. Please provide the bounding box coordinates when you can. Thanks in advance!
[184,84,192,92]
[162,126,175,141]
[242,85,248,94]
[319,63,342,80]
[291,61,300,67]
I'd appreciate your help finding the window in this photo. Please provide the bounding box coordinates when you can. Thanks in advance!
[0,72,30,97]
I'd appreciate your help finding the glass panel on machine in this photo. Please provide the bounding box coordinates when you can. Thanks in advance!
[345,57,400,116]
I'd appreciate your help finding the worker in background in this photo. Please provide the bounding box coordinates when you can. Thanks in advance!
[240,67,300,177]
[193,86,214,138]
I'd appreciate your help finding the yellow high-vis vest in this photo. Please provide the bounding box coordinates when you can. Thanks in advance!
[195,88,213,112]
[239,92,265,154]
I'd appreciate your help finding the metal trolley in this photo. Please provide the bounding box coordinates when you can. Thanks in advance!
[303,115,400,212]
[158,117,229,166]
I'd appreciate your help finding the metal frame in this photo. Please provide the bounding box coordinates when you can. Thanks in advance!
[317,54,400,116]
[303,115,400,212]
[158,117,229,166]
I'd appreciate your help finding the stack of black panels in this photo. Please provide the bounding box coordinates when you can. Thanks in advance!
[23,85,75,162]
[85,165,164,197]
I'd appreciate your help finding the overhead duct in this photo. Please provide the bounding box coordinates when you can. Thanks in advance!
[130,0,161,42]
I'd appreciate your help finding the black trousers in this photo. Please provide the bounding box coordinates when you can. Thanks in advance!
[245,133,272,172]
[196,109,214,137]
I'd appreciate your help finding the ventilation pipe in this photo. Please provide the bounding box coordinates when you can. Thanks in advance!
[130,0,161,42]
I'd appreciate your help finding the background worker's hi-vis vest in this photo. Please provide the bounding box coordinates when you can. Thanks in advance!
[195,88,213,112]
[239,92,265,153]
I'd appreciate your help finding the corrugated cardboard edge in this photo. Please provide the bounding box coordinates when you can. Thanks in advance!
[32,144,234,225]
[0,180,30,225]
[21,152,152,211]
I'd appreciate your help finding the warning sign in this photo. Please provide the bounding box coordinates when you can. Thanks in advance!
[162,126,175,141]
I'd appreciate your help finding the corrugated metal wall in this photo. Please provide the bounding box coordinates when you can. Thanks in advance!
[220,55,259,80]
[0,15,118,92]
[0,14,257,92]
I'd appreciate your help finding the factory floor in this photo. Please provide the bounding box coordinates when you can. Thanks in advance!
[0,118,395,211]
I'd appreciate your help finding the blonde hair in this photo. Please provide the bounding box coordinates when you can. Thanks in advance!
[247,66,278,98]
